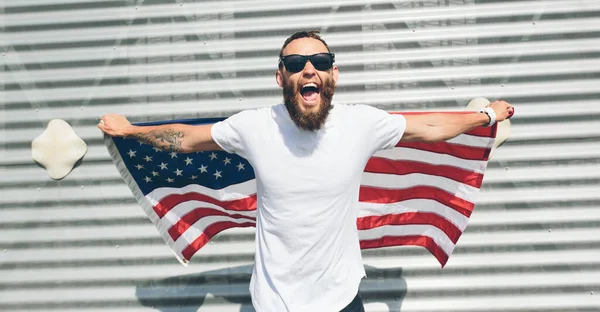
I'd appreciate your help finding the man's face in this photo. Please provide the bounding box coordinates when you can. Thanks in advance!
[276,38,339,131]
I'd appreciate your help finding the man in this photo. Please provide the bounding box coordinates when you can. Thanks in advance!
[99,30,514,312]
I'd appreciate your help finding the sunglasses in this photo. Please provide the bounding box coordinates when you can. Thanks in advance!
[279,53,336,73]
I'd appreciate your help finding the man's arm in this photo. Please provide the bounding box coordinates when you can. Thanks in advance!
[401,100,514,142]
[97,114,222,153]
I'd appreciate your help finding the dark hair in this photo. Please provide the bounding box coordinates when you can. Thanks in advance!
[278,30,332,69]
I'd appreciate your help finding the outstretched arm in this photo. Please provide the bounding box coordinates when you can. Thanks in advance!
[98,114,222,153]
[400,100,514,142]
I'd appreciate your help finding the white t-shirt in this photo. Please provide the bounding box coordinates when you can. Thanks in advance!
[211,103,406,312]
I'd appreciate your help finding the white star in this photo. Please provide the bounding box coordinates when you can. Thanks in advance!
[139,141,145,146]
[143,155,153,162]
[127,150,136,158]
[184,157,193,165]
[209,152,218,160]
[135,164,144,170]
[170,152,178,159]
[213,170,222,179]
[190,175,198,180]
[223,157,231,165]
[151,171,160,177]
[237,163,245,171]
[198,165,208,173]
[144,176,152,182]
[153,147,162,153]
[158,162,168,170]
[166,177,175,183]
[174,168,183,176]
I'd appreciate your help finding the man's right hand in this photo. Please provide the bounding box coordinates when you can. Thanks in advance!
[98,114,135,137]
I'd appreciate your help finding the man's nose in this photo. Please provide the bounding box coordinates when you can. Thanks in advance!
[302,60,317,76]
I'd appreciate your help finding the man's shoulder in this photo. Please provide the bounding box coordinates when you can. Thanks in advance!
[225,105,276,123]
[332,103,387,117]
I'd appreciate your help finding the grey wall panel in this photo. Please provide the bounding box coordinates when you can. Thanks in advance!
[2,0,600,311]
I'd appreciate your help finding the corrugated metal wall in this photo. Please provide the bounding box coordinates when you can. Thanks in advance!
[2,0,600,311]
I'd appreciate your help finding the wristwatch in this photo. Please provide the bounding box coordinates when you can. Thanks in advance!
[478,107,496,127]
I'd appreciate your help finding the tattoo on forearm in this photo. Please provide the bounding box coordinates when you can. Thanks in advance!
[132,129,185,152]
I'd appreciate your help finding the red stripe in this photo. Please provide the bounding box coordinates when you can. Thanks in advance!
[359,185,474,217]
[390,111,497,138]
[396,141,491,161]
[168,208,257,241]
[356,212,462,243]
[360,235,450,267]
[364,157,484,188]
[181,221,256,261]
[154,192,257,218]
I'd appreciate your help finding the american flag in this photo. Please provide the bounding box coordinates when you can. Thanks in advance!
[104,112,497,267]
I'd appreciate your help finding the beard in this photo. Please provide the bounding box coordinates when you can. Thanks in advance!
[283,76,335,131]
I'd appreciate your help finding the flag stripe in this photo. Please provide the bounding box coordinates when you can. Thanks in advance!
[358,224,455,256]
[173,215,257,251]
[360,172,479,203]
[154,192,257,218]
[359,185,474,217]
[168,207,257,241]
[374,148,487,173]
[181,221,256,261]
[159,200,257,232]
[148,180,257,203]
[357,211,462,243]
[359,235,449,267]
[397,141,491,161]
[364,158,484,188]
[358,199,470,231]
[446,133,495,148]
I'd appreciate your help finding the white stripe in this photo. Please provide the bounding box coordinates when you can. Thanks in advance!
[358,199,470,231]
[361,172,480,203]
[146,179,257,204]
[358,224,455,256]
[447,133,495,149]
[374,148,488,173]
[172,215,256,254]
[157,200,257,234]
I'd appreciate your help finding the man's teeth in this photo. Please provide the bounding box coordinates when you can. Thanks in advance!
[303,83,318,89]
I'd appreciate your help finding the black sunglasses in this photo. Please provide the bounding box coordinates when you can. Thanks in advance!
[279,53,335,73]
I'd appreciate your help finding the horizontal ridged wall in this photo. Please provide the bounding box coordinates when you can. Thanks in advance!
[1,0,600,311]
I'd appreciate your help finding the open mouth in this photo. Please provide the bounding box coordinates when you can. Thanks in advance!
[300,82,320,104]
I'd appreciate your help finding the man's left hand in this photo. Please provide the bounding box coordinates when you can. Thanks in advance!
[488,100,514,122]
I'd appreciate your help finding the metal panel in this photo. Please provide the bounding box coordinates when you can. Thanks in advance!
[1,0,599,311]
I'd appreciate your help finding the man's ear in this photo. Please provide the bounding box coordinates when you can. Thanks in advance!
[276,69,284,87]
[332,65,339,84]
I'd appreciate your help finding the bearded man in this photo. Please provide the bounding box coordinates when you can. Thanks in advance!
[99,30,514,312]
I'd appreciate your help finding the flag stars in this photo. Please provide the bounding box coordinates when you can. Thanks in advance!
[170,152,178,159]
[213,170,222,179]
[223,157,231,165]
[159,162,168,170]
[166,177,175,183]
[127,150,136,158]
[135,164,144,170]
[153,147,162,153]
[209,152,218,160]
[198,165,208,173]
[151,171,160,177]
[174,168,183,176]
[237,162,245,171]
[190,175,198,180]
[144,176,152,183]
[143,155,153,162]
[184,157,193,165]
